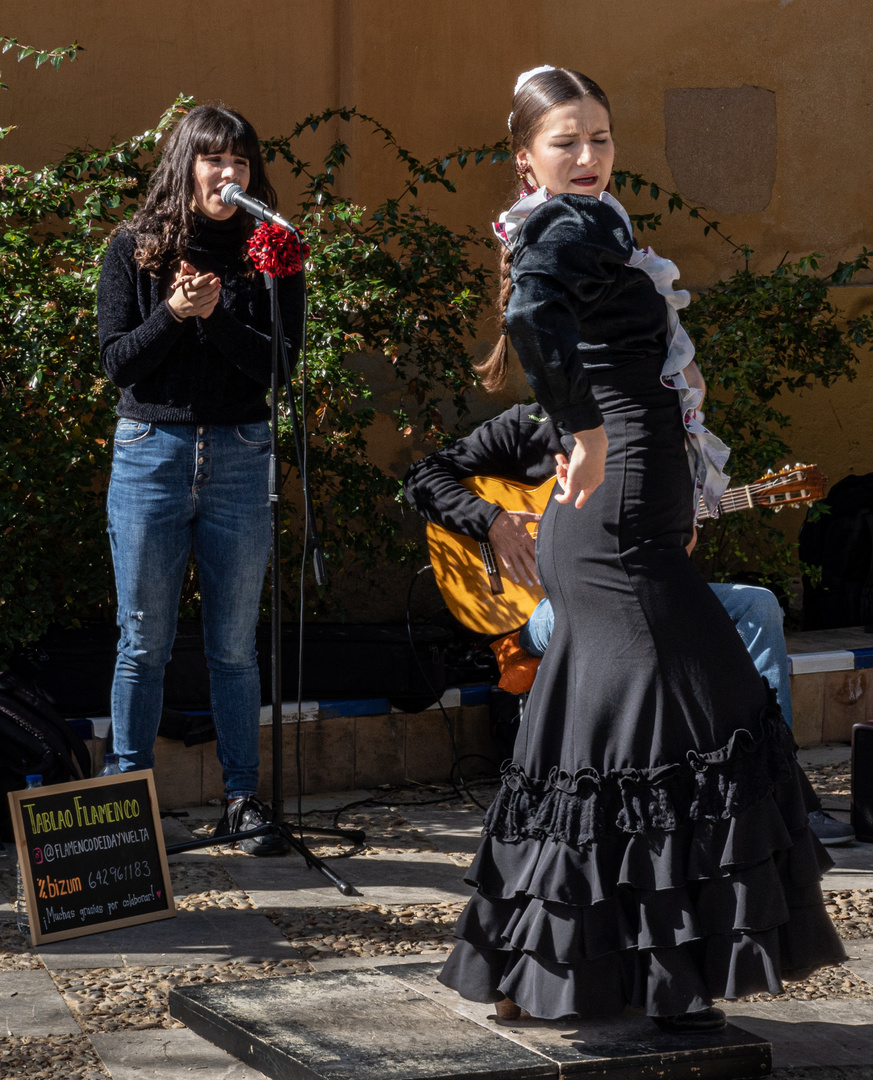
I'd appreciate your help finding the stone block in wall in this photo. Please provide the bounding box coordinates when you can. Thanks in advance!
[305,715,356,794]
[152,736,204,807]
[665,86,776,213]
[201,739,224,804]
[404,711,455,785]
[258,723,302,802]
[822,669,868,743]
[789,673,825,748]
[450,705,498,777]
[355,712,406,789]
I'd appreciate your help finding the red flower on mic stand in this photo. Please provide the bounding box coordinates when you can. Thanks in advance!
[248,222,310,277]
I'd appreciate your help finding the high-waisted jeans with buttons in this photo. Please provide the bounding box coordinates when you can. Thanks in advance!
[107,419,271,798]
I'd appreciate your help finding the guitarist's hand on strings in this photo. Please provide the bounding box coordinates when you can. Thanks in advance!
[487,510,541,587]
[554,425,608,509]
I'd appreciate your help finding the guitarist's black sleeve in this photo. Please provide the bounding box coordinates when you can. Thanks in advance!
[403,403,567,542]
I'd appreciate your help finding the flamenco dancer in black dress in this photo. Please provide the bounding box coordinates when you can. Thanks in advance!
[438,66,845,1031]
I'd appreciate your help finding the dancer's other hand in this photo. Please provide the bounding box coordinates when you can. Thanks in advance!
[554,426,608,509]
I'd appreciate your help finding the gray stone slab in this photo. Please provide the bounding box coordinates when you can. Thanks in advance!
[308,951,448,973]
[787,629,873,655]
[37,908,297,970]
[170,968,556,1080]
[292,791,373,815]
[385,961,770,1077]
[819,794,851,812]
[223,852,474,908]
[0,968,79,1035]
[823,865,873,890]
[842,937,873,988]
[401,807,485,855]
[824,837,873,871]
[90,1027,269,1079]
[722,999,873,1068]
[170,965,770,1080]
[797,744,852,769]
[161,811,199,844]
[819,817,873,888]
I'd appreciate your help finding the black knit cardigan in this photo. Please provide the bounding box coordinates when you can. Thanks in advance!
[97,214,305,424]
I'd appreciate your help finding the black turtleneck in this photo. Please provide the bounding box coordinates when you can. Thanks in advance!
[97,215,305,424]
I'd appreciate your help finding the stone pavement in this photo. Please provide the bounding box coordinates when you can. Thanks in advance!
[0,746,871,1079]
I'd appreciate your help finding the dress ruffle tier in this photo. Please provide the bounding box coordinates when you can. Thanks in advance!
[438,705,846,1019]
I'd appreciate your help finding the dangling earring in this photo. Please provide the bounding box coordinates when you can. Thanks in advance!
[517,163,535,194]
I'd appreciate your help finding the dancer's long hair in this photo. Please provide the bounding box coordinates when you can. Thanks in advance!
[119,104,277,273]
[477,70,612,391]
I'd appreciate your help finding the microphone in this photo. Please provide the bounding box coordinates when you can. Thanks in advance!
[220,183,297,233]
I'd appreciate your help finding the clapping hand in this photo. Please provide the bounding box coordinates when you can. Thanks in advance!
[168,260,221,320]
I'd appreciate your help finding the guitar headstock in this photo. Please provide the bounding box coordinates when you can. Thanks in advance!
[752,464,827,508]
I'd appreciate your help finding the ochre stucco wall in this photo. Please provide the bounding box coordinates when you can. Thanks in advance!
[3,0,872,612]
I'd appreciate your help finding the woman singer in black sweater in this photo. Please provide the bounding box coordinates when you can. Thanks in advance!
[98,104,304,854]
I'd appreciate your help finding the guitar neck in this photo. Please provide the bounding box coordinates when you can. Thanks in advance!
[697,474,819,521]
[697,484,755,522]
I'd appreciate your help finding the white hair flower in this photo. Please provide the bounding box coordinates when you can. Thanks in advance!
[513,65,556,97]
[509,65,557,130]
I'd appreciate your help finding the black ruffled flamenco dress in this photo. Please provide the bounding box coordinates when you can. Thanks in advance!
[438,192,845,1020]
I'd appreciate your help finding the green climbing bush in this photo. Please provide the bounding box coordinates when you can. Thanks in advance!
[262,109,508,602]
[613,171,873,593]
[0,94,508,659]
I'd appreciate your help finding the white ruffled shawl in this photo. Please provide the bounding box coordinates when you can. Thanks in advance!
[493,188,730,518]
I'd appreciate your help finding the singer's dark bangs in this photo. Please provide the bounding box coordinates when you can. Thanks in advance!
[190,113,261,163]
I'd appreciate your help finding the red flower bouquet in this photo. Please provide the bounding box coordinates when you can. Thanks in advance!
[248,222,310,277]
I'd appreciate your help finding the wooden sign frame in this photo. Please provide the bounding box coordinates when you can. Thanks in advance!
[7,769,175,944]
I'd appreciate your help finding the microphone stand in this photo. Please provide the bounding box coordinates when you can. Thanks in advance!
[166,255,362,896]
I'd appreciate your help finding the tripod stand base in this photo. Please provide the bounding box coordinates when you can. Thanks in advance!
[165,823,364,896]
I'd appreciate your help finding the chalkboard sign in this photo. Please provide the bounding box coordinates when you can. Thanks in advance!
[7,769,175,944]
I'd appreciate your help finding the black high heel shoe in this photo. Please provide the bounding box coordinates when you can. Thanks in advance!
[651,1007,726,1032]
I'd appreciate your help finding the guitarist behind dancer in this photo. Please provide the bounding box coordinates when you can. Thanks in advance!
[403,401,853,846]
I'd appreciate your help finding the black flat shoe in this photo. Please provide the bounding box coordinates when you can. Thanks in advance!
[213,795,289,856]
[651,1007,726,1032]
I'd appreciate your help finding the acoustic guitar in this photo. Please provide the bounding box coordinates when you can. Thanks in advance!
[427,465,826,634]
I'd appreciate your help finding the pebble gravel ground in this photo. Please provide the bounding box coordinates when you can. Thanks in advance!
[0,1034,110,1080]
[1,769,871,1078]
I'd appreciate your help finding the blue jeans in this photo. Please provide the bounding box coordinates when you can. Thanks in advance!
[107,420,272,796]
[520,582,793,728]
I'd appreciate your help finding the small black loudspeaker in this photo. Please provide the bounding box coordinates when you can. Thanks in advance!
[851,723,873,843]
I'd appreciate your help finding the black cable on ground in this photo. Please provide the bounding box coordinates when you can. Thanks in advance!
[324,776,505,832]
